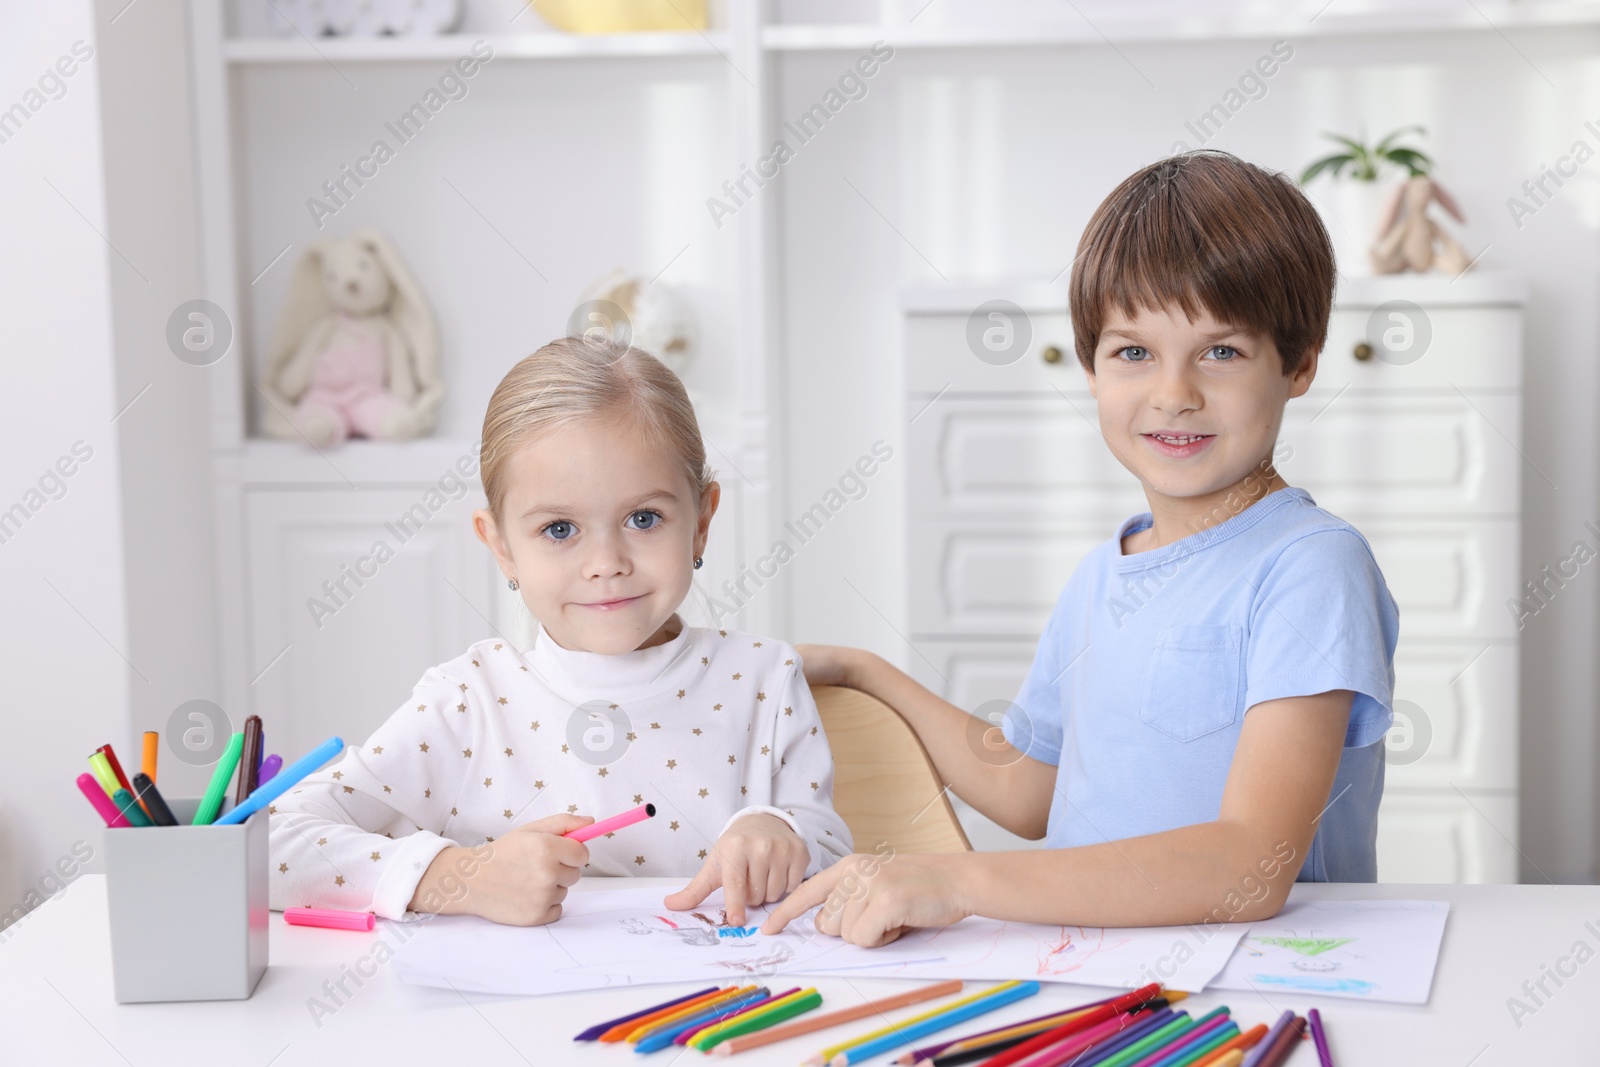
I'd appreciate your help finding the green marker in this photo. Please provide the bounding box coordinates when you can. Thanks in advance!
[694,989,822,1050]
[1166,1022,1241,1067]
[1093,1014,1200,1067]
[111,787,153,828]
[192,732,245,825]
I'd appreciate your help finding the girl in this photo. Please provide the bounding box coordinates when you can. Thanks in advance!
[269,337,851,926]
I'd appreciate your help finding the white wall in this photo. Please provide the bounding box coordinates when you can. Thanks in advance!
[0,1,127,920]
[774,27,1600,883]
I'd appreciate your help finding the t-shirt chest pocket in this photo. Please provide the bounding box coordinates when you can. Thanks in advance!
[1139,623,1244,741]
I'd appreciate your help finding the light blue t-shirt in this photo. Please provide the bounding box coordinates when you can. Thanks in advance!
[1003,486,1399,882]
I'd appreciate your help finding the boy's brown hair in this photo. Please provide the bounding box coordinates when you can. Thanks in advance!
[1068,151,1335,377]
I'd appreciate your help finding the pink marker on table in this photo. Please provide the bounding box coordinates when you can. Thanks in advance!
[284,906,376,932]
[78,772,131,828]
[564,802,656,842]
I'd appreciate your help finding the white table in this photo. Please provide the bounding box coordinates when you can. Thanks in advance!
[1,877,1588,1064]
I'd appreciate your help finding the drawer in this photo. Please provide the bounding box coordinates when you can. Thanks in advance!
[908,517,1518,640]
[904,306,1521,395]
[908,394,1520,519]
[1385,642,1517,790]
[1377,791,1519,882]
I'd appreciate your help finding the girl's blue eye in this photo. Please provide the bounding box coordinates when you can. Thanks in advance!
[542,521,574,541]
[1118,346,1151,362]
[627,510,662,531]
[1205,345,1238,361]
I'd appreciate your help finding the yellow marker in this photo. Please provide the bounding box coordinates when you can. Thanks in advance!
[624,985,757,1043]
[87,751,120,797]
[820,980,1024,1060]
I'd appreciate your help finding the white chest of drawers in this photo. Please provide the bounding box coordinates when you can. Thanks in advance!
[902,275,1526,881]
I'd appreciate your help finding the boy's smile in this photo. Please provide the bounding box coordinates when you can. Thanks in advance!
[1087,303,1318,551]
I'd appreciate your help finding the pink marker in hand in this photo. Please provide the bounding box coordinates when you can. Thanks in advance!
[564,802,656,842]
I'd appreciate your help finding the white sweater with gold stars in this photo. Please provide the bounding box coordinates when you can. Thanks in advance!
[268,617,853,919]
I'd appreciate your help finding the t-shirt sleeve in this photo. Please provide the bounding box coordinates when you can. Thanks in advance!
[1002,585,1075,766]
[1244,529,1400,748]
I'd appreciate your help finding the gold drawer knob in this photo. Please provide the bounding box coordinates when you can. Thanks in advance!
[1353,341,1374,361]
[1041,345,1064,364]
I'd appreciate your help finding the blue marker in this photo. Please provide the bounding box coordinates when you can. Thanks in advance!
[213,736,344,826]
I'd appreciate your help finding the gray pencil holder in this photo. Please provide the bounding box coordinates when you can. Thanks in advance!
[102,796,269,1003]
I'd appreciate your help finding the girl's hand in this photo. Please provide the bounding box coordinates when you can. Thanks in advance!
[410,813,591,926]
[664,814,809,925]
[759,851,973,947]
[794,643,871,690]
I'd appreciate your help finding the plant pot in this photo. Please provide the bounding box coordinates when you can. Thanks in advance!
[1311,180,1399,277]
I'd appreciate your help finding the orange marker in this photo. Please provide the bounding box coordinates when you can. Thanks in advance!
[142,731,158,784]
[598,986,741,1043]
[623,986,761,1043]
[1193,1023,1269,1066]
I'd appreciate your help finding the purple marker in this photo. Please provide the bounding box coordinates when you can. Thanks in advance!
[258,753,283,784]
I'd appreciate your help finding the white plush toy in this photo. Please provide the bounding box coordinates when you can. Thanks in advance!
[261,231,442,447]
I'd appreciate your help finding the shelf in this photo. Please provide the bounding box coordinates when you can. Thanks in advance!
[217,438,485,488]
[223,30,733,63]
[763,3,1600,50]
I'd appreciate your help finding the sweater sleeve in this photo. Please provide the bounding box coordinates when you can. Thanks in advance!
[723,650,853,875]
[268,665,470,920]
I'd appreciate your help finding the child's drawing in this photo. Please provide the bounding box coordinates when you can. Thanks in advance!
[1242,931,1361,974]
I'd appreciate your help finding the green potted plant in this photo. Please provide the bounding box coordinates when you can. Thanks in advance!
[1299,126,1434,275]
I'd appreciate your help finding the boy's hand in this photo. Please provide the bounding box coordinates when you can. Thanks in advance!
[665,814,808,925]
[760,852,973,947]
[411,813,591,926]
[793,644,870,689]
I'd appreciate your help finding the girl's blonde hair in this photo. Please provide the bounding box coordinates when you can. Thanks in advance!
[480,336,714,523]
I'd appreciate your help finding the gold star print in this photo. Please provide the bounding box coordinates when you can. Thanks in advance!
[382,785,392,794]
[741,786,748,795]
[503,809,513,819]
[718,630,727,637]
[278,863,288,873]
[626,731,637,741]
[342,786,354,794]
[753,641,762,647]
[567,804,579,814]
[457,703,466,713]
[757,692,766,701]
[810,782,819,791]
[713,704,722,711]
[727,755,737,764]
[666,759,677,769]
[530,720,541,730]
[371,745,383,754]
[451,807,458,816]
[784,706,794,716]
[698,849,708,859]
[701,656,709,665]
[534,780,545,790]
[677,689,685,698]
[424,789,431,798]
[463,748,473,758]
[669,821,679,831]
[317,837,327,846]
[781,757,787,766]
[472,659,479,667]
[633,794,643,804]
[416,703,427,712]
[419,742,429,753]
[598,767,609,778]
[650,722,661,730]
[485,835,495,843]
[732,672,742,680]
[495,643,503,650]
[810,726,818,735]
[498,697,508,705]
[459,683,468,692]
[331,771,343,780]
[561,744,570,753]
[785,659,794,666]
[761,745,770,755]
[519,665,528,672]
[698,788,709,798]
[504,747,513,757]
[267,804,278,814]
[370,851,381,861]
[692,728,702,736]
[335,875,345,886]
[483,777,493,787]
[634,856,646,866]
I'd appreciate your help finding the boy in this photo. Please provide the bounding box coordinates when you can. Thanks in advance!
[763,151,1399,946]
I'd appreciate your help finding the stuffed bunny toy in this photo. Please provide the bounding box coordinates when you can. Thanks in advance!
[1370,176,1471,275]
[260,231,443,447]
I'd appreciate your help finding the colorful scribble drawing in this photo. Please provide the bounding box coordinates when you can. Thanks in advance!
[1242,929,1374,994]
[1035,926,1135,977]
[613,909,758,949]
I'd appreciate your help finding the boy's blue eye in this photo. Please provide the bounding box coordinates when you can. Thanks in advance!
[627,510,662,531]
[1118,346,1151,362]
[542,520,575,541]
[1204,345,1238,361]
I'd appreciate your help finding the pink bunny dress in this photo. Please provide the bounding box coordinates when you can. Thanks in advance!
[294,315,402,442]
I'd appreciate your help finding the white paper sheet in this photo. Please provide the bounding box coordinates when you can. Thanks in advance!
[1211,899,1450,1004]
[389,884,1245,996]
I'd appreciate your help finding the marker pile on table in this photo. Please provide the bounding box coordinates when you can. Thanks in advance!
[574,978,1338,1065]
